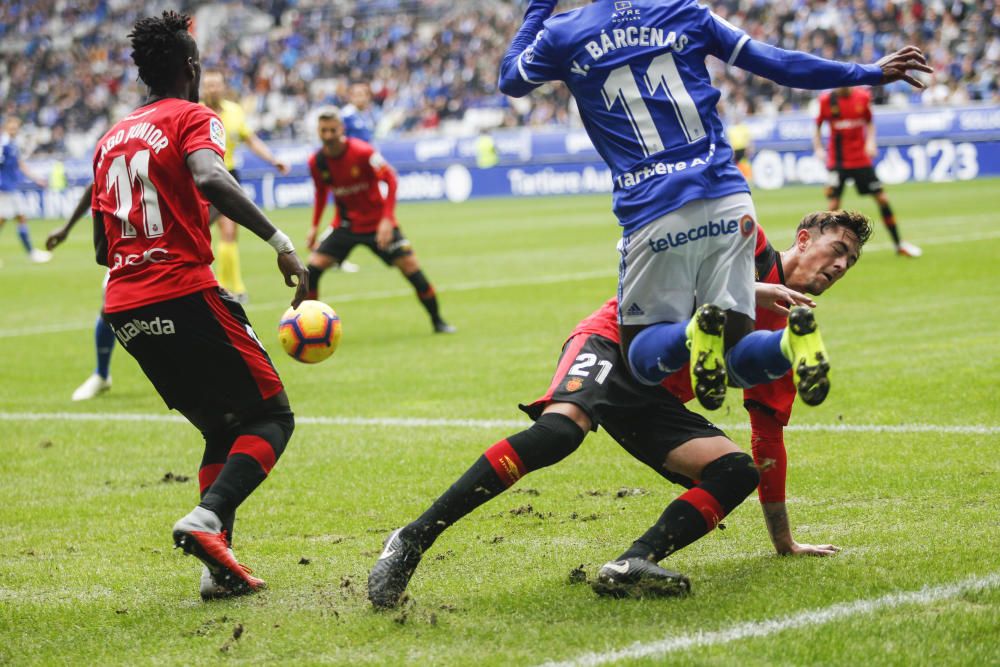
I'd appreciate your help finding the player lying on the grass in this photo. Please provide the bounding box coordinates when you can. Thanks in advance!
[92,11,308,601]
[498,0,929,414]
[367,210,869,607]
[47,183,120,401]
[662,210,870,555]
[305,107,455,334]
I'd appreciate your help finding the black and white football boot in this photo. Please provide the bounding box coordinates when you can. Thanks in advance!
[591,558,691,599]
[367,528,423,609]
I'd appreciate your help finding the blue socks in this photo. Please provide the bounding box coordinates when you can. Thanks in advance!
[95,316,115,379]
[17,223,33,253]
[627,321,690,384]
[629,324,792,388]
[725,330,790,388]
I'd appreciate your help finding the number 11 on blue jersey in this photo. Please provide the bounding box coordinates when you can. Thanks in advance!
[601,52,706,157]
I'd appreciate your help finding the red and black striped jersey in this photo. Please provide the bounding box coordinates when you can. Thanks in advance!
[308,138,397,234]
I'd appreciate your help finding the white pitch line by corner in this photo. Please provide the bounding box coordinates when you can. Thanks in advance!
[540,572,1000,667]
[1,411,998,435]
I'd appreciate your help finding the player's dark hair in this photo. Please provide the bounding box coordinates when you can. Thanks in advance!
[797,210,873,249]
[129,11,194,93]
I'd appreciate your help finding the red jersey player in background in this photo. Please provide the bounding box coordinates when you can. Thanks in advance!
[305,107,455,334]
[368,210,869,608]
[814,87,921,257]
[91,11,308,601]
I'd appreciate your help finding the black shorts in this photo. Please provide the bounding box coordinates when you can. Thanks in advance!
[316,226,412,266]
[826,166,882,198]
[519,334,725,474]
[103,288,284,415]
[228,168,241,183]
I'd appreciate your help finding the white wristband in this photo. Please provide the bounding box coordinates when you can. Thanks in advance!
[267,230,295,254]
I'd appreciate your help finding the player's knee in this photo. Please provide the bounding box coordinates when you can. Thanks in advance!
[506,412,586,472]
[201,425,238,464]
[246,410,294,460]
[626,329,669,384]
[272,408,295,446]
[699,451,760,514]
[397,255,420,275]
[404,268,430,293]
[309,252,336,270]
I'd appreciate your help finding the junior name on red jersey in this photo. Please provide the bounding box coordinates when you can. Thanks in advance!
[92,98,226,312]
[817,88,873,170]
[309,137,397,235]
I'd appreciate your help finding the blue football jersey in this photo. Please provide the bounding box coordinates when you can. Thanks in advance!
[500,0,881,234]
[0,133,21,192]
[342,105,376,144]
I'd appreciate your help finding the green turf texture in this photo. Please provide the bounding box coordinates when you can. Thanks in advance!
[1,179,998,665]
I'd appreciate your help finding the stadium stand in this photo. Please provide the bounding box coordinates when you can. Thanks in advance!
[2,0,997,157]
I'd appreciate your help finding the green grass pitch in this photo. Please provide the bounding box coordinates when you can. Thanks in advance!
[1,179,998,665]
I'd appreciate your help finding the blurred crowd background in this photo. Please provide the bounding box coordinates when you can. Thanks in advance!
[2,0,997,157]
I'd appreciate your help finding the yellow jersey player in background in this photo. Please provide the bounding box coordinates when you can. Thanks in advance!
[201,69,290,302]
[727,116,754,181]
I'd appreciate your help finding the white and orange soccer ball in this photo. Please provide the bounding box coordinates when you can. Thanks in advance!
[277,300,342,364]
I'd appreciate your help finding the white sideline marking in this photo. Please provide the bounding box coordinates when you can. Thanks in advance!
[540,572,1000,667]
[0,411,998,435]
[4,227,1000,340]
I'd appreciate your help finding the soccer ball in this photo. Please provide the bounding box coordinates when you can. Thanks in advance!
[277,300,342,364]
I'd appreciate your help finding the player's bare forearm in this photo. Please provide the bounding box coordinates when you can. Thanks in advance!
[310,178,327,231]
[866,122,878,157]
[761,501,795,553]
[92,211,108,267]
[19,158,47,188]
[375,218,394,250]
[248,134,289,174]
[187,149,278,242]
[246,133,273,162]
[813,126,825,157]
[68,183,95,228]
[762,501,840,557]
[48,183,95,250]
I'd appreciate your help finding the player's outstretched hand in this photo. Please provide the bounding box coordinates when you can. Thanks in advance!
[274,160,291,176]
[781,541,841,557]
[277,250,309,308]
[875,46,933,89]
[46,225,70,251]
[755,283,816,316]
